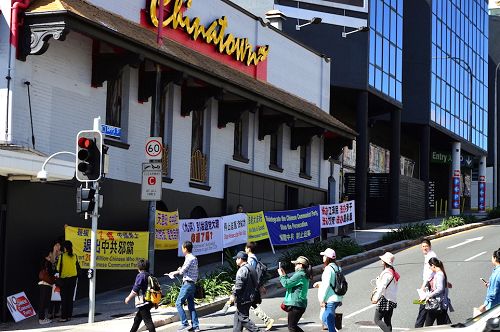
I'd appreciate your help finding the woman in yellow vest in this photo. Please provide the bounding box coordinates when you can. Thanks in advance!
[57,241,79,322]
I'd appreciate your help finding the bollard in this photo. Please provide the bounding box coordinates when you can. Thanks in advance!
[445,200,448,217]
[435,200,438,218]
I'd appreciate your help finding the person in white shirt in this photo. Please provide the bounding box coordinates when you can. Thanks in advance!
[415,239,437,328]
[371,252,399,332]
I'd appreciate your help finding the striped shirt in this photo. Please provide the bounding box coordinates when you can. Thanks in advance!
[179,253,198,282]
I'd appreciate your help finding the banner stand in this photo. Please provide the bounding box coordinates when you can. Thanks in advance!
[269,239,275,254]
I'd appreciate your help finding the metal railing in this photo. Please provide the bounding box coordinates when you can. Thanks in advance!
[190,149,207,183]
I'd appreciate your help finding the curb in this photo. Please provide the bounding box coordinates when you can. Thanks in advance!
[153,218,500,329]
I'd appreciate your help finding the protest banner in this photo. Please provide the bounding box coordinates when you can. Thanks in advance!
[222,213,247,248]
[6,292,36,322]
[65,226,149,270]
[247,211,269,242]
[264,206,320,245]
[155,210,179,250]
[178,217,223,256]
[319,200,355,228]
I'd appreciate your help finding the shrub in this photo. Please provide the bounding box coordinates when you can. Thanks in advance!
[459,214,478,224]
[440,216,465,229]
[382,223,435,244]
[488,206,500,219]
[278,238,363,272]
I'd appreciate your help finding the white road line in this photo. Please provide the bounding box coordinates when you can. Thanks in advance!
[358,326,410,331]
[344,304,376,319]
[465,251,487,262]
[447,236,483,249]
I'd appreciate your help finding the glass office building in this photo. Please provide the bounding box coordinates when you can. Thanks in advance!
[368,0,403,102]
[430,0,488,150]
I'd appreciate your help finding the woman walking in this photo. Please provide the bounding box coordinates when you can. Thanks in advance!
[424,257,450,326]
[57,240,79,322]
[314,248,344,332]
[278,256,312,332]
[125,259,156,332]
[371,252,399,332]
[478,248,500,312]
[37,247,57,324]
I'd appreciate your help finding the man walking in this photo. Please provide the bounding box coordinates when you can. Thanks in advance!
[414,239,437,328]
[245,242,274,331]
[166,241,200,332]
[230,251,261,332]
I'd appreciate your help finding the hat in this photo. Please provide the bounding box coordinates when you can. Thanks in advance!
[320,248,336,259]
[233,251,248,261]
[291,256,310,266]
[379,252,395,266]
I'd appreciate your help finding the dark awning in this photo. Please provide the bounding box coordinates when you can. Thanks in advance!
[23,0,356,139]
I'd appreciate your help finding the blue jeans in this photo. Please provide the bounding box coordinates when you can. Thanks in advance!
[175,282,199,329]
[322,302,340,332]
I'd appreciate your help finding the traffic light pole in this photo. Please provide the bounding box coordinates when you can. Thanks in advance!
[88,116,101,324]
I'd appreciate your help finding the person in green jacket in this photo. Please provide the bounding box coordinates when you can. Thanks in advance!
[278,256,312,332]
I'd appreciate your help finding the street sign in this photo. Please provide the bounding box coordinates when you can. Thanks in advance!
[141,162,162,201]
[145,137,163,160]
[101,124,121,138]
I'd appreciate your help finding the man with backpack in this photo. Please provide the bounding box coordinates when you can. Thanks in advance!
[230,251,261,332]
[245,242,274,331]
[315,248,347,332]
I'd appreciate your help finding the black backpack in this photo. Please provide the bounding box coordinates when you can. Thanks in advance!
[250,256,267,287]
[330,264,348,296]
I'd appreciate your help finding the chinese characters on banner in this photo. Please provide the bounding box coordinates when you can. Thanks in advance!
[247,211,269,242]
[221,213,247,248]
[6,292,36,322]
[319,200,356,228]
[155,210,179,250]
[65,226,149,270]
[178,217,223,256]
[264,206,320,246]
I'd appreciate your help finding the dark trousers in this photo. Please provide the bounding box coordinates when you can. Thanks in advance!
[38,284,52,320]
[130,303,156,332]
[425,309,449,326]
[414,304,427,328]
[374,308,393,332]
[233,303,260,332]
[49,301,60,318]
[60,276,77,319]
[288,306,306,332]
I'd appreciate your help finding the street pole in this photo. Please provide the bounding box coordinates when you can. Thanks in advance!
[494,63,500,208]
[88,116,101,324]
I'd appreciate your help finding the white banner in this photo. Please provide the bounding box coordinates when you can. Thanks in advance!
[222,213,247,248]
[6,292,36,322]
[319,200,355,228]
[178,217,223,256]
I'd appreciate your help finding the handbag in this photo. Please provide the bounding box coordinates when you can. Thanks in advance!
[425,297,443,311]
[280,302,291,312]
[194,283,205,299]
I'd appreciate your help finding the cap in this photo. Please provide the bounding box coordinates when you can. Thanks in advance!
[320,248,336,259]
[233,251,248,260]
[379,252,395,266]
[291,256,310,266]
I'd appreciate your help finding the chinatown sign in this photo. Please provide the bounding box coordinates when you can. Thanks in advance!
[149,0,270,66]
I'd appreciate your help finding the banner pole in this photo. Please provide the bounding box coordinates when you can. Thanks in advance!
[269,239,275,254]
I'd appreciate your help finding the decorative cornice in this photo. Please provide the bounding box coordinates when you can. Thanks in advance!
[21,21,68,59]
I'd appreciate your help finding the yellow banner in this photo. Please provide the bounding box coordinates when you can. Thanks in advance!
[247,211,269,242]
[65,226,149,270]
[155,210,179,250]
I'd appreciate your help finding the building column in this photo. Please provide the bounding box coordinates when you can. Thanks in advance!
[478,155,486,212]
[420,125,430,219]
[390,109,401,224]
[451,142,461,216]
[355,91,368,229]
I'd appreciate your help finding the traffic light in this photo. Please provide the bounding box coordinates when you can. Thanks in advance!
[76,187,96,214]
[76,130,102,182]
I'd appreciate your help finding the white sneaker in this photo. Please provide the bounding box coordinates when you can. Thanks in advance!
[39,318,52,325]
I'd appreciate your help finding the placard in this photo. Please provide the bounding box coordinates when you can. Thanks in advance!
[319,200,355,228]
[6,292,36,322]
[222,213,247,248]
[155,210,179,250]
[264,206,320,245]
[178,217,223,256]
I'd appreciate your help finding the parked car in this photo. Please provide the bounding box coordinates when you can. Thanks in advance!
[409,304,500,331]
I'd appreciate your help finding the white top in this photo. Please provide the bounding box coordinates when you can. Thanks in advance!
[423,250,437,283]
[373,268,398,303]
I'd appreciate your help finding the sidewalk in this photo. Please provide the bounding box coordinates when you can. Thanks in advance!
[0,215,485,331]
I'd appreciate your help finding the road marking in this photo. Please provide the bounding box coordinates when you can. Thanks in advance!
[447,236,484,249]
[344,304,376,319]
[464,251,487,261]
[358,326,410,331]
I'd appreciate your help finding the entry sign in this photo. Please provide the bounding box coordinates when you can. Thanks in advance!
[6,292,36,322]
[145,137,163,160]
[141,162,162,201]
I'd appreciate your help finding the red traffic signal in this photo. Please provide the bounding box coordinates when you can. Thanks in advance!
[75,130,102,182]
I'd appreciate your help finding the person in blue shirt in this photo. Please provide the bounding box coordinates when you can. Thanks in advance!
[479,248,500,313]
[125,259,156,332]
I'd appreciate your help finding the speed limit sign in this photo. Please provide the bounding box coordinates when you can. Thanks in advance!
[145,137,163,160]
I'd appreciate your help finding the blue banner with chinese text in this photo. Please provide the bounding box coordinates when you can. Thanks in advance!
[264,206,320,246]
